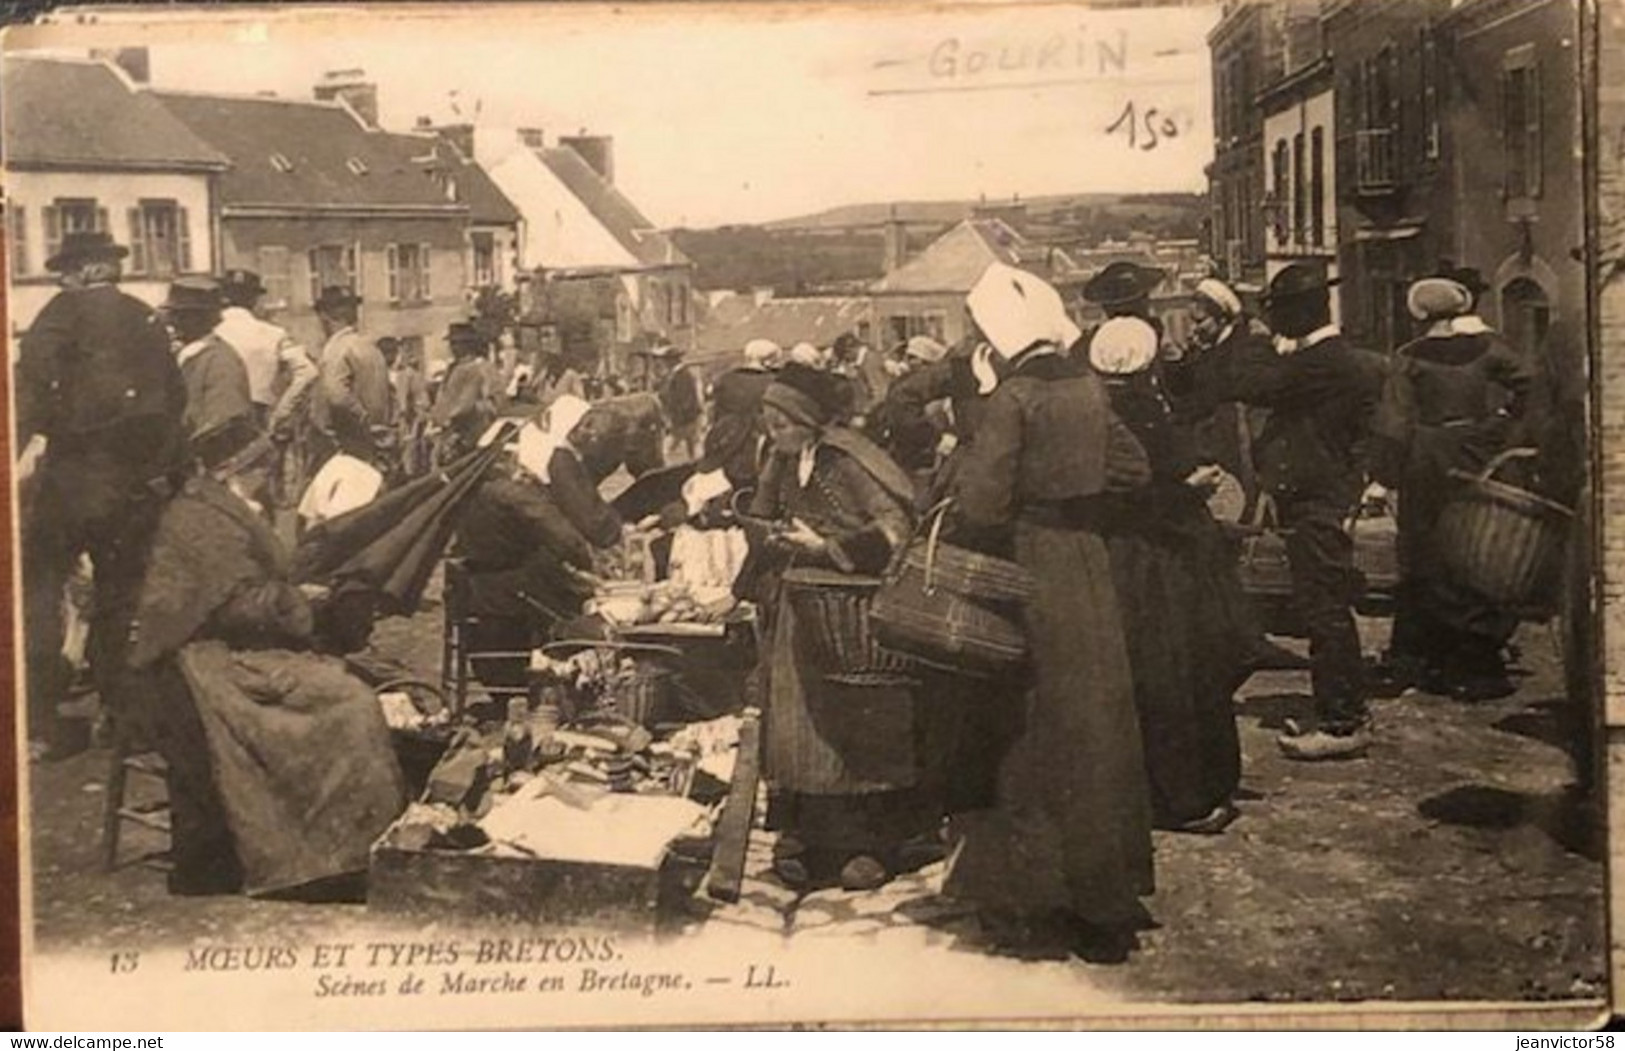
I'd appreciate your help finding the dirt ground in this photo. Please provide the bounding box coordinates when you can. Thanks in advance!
[21,591,1606,1012]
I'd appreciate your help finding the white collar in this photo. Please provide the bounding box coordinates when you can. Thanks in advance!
[1302,324,1341,349]
[1452,314,1492,335]
[1425,319,1457,339]
[221,305,252,320]
[796,441,820,489]
[176,336,214,367]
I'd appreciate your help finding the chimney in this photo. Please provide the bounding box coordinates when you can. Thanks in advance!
[93,47,150,85]
[559,134,615,184]
[517,127,546,152]
[882,207,909,274]
[314,69,379,128]
[437,122,476,162]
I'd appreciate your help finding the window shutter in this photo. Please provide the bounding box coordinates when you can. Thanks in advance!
[308,248,321,306]
[95,207,109,234]
[386,244,400,303]
[127,208,148,275]
[348,242,360,294]
[177,206,193,272]
[419,243,432,302]
[42,205,60,265]
[9,205,26,277]
[1528,61,1543,197]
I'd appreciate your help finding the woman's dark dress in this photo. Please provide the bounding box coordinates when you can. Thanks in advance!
[745,432,943,866]
[1373,330,1535,683]
[945,353,1156,928]
[1097,370,1246,827]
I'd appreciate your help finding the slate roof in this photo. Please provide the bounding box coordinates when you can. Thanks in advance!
[870,219,1080,294]
[536,147,688,269]
[150,89,463,213]
[694,294,869,360]
[399,132,521,226]
[2,55,227,172]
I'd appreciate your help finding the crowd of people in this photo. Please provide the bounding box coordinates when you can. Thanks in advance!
[15,225,1577,957]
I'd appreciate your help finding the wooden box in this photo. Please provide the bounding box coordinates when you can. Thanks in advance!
[368,827,677,929]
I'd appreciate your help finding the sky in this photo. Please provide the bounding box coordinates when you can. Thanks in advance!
[9,1,1220,229]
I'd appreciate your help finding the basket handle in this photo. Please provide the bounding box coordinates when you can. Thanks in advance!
[921,499,952,596]
[1477,447,1538,484]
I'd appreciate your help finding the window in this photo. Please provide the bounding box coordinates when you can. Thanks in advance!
[886,313,945,344]
[1420,27,1441,161]
[1292,132,1307,246]
[257,246,292,309]
[471,232,496,288]
[386,243,432,304]
[615,292,637,343]
[674,281,690,327]
[1503,46,1542,199]
[308,243,358,304]
[42,198,109,265]
[1310,127,1326,248]
[126,200,191,277]
[8,205,26,277]
[1501,277,1551,357]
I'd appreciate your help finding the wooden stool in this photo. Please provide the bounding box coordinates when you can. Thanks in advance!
[441,558,535,716]
[101,724,172,873]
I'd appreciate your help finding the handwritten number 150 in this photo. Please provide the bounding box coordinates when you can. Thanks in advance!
[1107,101,1180,151]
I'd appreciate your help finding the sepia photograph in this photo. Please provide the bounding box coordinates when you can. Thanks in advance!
[2,0,1616,1031]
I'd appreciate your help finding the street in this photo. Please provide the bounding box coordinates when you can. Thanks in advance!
[25,594,1604,1010]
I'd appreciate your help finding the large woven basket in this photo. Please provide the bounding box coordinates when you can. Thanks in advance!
[1436,448,1572,612]
[869,502,1031,678]
[782,567,916,685]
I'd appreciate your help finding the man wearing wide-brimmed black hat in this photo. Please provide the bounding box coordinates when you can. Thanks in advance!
[1083,261,1166,325]
[308,284,390,463]
[1218,262,1388,760]
[16,230,188,760]
[164,275,257,468]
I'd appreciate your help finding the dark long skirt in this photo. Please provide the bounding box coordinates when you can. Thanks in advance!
[944,520,1154,927]
[761,587,945,864]
[1390,433,1520,680]
[1107,528,1245,827]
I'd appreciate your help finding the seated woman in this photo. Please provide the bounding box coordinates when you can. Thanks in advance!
[740,363,941,892]
[124,435,407,897]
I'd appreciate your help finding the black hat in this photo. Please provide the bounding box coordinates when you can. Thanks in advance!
[1440,265,1489,296]
[220,269,267,305]
[45,231,129,273]
[1082,261,1164,308]
[163,275,224,313]
[314,285,362,313]
[375,335,402,352]
[761,362,839,427]
[1262,262,1340,303]
[447,321,486,350]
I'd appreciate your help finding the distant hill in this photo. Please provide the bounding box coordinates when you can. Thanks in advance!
[674,191,1208,293]
[765,192,1204,232]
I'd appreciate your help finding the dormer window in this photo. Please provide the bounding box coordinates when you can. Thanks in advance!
[346,157,369,176]
[269,152,294,173]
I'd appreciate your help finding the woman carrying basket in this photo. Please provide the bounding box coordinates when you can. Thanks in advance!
[740,362,942,892]
[942,263,1156,963]
[1370,277,1536,702]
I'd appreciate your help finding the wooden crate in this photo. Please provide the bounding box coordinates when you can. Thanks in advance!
[368,831,670,929]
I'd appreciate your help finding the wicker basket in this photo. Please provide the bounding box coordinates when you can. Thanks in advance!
[869,502,1030,678]
[607,661,676,728]
[782,567,916,685]
[1436,448,1572,612]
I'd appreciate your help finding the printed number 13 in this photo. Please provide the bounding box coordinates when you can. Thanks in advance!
[1108,101,1180,151]
[110,951,139,974]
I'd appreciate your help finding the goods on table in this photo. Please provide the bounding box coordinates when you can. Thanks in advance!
[586,579,737,628]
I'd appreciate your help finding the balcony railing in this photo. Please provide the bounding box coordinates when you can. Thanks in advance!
[1355,128,1397,191]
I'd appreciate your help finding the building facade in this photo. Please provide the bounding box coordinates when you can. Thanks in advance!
[3,56,226,332]
[1258,51,1341,323]
[1441,0,1586,413]
[1206,2,1270,288]
[1322,0,1455,353]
